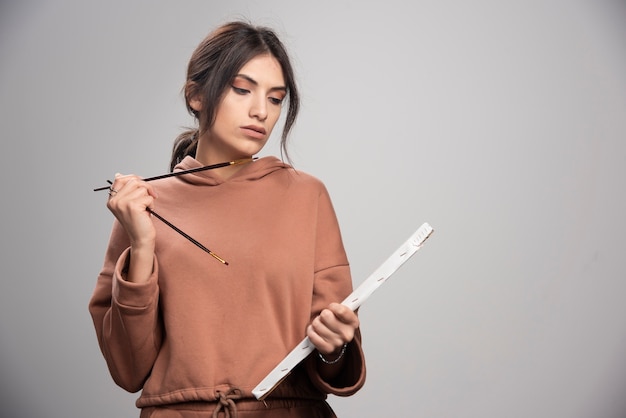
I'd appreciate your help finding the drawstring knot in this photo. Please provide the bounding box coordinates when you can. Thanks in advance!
[212,387,243,418]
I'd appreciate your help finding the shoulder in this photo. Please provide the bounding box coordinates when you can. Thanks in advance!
[289,168,324,185]
[281,167,330,195]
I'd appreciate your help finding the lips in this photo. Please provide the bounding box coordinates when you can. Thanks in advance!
[241,125,267,138]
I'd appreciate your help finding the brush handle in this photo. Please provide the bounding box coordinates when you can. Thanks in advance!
[147,208,228,265]
[93,158,255,191]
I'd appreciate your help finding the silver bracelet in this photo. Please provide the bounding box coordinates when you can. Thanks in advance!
[318,343,348,365]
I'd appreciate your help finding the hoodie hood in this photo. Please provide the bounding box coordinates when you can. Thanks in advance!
[172,155,292,186]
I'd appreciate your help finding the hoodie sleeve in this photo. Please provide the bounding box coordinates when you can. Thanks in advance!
[88,220,163,393]
[306,184,366,396]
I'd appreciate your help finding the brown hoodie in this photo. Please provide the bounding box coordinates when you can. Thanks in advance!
[89,156,365,409]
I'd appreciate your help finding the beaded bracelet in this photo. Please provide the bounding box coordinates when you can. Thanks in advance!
[318,343,348,365]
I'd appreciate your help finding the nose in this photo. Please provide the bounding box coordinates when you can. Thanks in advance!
[249,96,268,121]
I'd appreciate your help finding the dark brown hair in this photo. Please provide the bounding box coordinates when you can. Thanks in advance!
[169,21,300,171]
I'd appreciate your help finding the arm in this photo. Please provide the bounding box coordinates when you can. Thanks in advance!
[89,222,163,392]
[304,186,366,396]
[88,175,163,392]
[307,303,360,382]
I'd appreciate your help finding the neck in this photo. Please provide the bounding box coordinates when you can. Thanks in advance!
[195,140,252,180]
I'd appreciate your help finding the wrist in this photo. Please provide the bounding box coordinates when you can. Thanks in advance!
[130,241,155,254]
[318,343,348,365]
[125,244,155,283]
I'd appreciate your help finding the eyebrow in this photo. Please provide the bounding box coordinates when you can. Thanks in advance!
[235,74,287,93]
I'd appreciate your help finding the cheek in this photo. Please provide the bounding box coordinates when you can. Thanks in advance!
[266,108,283,131]
[213,104,237,130]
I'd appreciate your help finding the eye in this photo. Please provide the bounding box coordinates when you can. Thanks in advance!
[269,96,284,105]
[232,86,249,95]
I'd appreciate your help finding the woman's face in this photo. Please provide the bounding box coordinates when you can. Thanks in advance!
[203,54,286,161]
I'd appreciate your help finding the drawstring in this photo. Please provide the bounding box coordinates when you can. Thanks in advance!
[212,387,243,418]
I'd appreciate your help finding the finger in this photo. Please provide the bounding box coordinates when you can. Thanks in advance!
[114,177,156,200]
[311,311,353,345]
[108,173,136,196]
[111,175,158,199]
[306,324,341,355]
[107,173,125,198]
[110,190,155,215]
[324,303,360,327]
[309,316,333,340]
[107,179,155,215]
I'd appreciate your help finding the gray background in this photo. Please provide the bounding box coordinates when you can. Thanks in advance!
[1,0,625,417]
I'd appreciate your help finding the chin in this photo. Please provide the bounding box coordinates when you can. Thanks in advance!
[240,142,268,156]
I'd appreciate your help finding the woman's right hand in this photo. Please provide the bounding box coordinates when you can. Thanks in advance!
[106,174,159,283]
[107,173,159,247]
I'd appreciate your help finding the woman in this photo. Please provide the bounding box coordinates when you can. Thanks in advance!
[89,21,365,417]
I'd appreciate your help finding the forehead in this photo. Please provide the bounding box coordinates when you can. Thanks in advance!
[237,54,285,86]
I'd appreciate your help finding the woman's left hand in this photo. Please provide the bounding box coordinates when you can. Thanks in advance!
[307,303,359,356]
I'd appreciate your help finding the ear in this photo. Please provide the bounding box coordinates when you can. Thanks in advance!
[185,81,203,112]
[189,95,203,112]
[189,94,202,112]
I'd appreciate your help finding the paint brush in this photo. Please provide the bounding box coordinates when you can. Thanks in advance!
[147,208,228,265]
[93,157,256,191]
[94,158,246,266]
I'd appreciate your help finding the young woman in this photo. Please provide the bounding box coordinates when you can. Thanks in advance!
[89,21,365,417]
